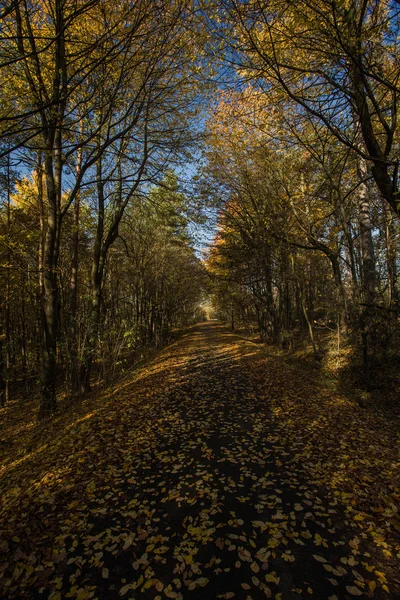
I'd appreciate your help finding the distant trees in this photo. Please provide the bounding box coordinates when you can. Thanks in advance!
[0,170,205,411]
[199,0,400,385]
[204,86,400,383]
[0,0,206,417]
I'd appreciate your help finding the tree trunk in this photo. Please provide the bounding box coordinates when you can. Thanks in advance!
[80,267,103,395]
[358,159,376,306]
[5,152,11,403]
[330,254,349,332]
[21,271,28,393]
[338,202,358,290]
[357,156,376,388]
[69,144,82,398]
[37,0,67,419]
[39,148,60,418]
[80,159,105,394]
[299,282,317,355]
[0,294,5,407]
[350,57,399,217]
[37,152,45,303]
[382,199,398,307]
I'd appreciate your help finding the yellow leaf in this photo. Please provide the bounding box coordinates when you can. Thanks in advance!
[375,570,387,583]
[154,546,169,554]
[86,481,95,493]
[119,584,131,597]
[368,581,376,592]
[123,535,134,550]
[352,571,364,583]
[345,586,362,596]
[312,555,326,563]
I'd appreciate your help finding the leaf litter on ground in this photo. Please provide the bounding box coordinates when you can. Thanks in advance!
[0,323,399,599]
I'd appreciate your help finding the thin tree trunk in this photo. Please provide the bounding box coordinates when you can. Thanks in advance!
[299,283,317,355]
[350,57,399,216]
[330,254,349,332]
[37,153,45,301]
[5,152,11,402]
[69,143,82,398]
[36,153,46,398]
[357,156,376,389]
[338,203,358,291]
[80,159,105,394]
[38,0,67,419]
[382,199,398,307]
[0,294,5,407]
[358,159,376,305]
[21,271,28,391]
[39,148,60,418]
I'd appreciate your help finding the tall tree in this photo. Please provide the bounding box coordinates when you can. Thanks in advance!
[0,0,201,416]
[215,0,400,216]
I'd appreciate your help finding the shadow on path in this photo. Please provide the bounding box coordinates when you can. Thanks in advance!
[1,323,396,600]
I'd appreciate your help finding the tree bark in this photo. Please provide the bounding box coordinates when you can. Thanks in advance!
[382,199,398,307]
[299,281,317,355]
[329,253,349,332]
[80,159,106,394]
[69,144,82,398]
[357,156,376,388]
[0,293,5,407]
[39,148,60,418]
[351,63,398,216]
[5,152,11,402]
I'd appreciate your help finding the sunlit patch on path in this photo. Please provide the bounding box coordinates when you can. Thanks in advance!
[1,324,399,599]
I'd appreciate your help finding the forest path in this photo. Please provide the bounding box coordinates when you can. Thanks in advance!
[1,323,399,599]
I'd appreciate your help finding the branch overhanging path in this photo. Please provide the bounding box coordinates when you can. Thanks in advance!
[1,323,399,599]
